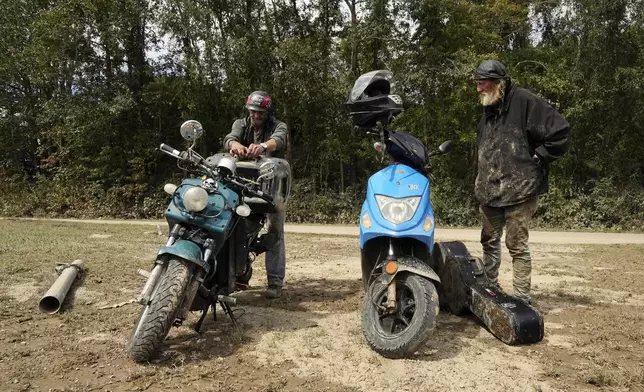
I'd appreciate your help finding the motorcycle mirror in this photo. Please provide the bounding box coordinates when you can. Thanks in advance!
[438,140,453,154]
[259,161,278,180]
[180,120,204,142]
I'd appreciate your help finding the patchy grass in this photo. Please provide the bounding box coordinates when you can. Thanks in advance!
[551,288,596,305]
[0,219,166,290]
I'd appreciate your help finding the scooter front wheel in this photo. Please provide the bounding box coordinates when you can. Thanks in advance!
[361,273,439,359]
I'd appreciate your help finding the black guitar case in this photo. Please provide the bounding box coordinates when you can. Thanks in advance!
[432,241,544,345]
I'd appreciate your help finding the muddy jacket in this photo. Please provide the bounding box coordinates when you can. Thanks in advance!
[223,116,288,159]
[475,82,570,207]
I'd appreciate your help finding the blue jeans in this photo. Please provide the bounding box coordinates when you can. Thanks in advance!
[265,209,286,287]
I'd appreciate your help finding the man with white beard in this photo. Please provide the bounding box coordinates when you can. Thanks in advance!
[473,59,570,305]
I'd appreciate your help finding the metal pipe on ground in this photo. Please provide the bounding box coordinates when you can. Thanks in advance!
[39,259,85,314]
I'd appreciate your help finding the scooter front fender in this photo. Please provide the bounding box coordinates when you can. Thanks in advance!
[377,256,440,286]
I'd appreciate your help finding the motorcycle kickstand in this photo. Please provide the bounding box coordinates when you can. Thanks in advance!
[194,303,209,333]
[221,302,238,328]
[194,299,217,333]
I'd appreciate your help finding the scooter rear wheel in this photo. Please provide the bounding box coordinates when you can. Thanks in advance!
[361,273,439,358]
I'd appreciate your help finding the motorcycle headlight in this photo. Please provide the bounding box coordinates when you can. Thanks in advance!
[375,195,421,225]
[182,186,209,212]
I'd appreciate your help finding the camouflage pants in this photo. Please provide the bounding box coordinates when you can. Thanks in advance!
[480,197,538,302]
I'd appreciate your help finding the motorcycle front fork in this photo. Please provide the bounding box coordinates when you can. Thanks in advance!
[136,225,184,305]
[174,268,205,325]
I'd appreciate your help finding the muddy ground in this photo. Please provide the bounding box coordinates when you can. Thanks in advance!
[0,220,643,392]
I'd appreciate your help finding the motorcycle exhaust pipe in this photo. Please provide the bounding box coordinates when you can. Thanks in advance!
[39,260,85,314]
[218,295,236,305]
[196,286,237,306]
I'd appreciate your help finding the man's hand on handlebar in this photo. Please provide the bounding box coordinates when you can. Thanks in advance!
[246,143,265,159]
[229,141,248,158]
[229,141,266,160]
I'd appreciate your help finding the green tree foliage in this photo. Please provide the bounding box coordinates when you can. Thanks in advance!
[1,0,643,230]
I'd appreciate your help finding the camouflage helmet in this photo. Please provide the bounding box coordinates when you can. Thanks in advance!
[245,90,273,112]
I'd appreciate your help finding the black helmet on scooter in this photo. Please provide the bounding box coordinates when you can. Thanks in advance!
[346,70,404,129]
[387,131,429,170]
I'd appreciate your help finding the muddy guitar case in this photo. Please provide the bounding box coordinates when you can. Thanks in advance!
[432,241,544,345]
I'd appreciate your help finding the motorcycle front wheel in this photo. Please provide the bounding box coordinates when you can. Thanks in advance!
[126,258,192,363]
[361,273,439,359]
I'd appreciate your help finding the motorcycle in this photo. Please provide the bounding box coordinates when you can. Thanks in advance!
[347,70,453,358]
[127,120,291,363]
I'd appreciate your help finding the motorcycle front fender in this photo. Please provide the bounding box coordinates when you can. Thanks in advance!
[157,239,209,274]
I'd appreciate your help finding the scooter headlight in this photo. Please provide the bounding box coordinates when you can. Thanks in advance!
[374,195,421,225]
[182,186,209,212]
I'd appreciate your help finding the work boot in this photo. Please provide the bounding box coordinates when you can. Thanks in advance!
[264,284,282,299]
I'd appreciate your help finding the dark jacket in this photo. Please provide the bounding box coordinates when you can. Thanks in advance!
[223,116,288,159]
[475,81,570,207]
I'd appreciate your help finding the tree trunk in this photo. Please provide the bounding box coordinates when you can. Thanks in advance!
[344,0,359,78]
[340,160,345,193]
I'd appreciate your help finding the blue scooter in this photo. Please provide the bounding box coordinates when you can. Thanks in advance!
[347,70,452,358]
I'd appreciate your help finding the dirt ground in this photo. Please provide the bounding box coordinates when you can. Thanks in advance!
[1,220,643,392]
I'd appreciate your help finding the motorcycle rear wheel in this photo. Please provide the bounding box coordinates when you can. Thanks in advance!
[127,258,192,363]
[361,273,439,359]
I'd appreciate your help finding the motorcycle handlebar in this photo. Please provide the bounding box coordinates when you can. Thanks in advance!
[252,190,273,203]
[159,145,274,205]
[159,143,182,157]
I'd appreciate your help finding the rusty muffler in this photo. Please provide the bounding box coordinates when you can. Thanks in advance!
[38,259,85,314]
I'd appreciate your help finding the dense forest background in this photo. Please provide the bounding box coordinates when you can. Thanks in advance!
[1,0,643,230]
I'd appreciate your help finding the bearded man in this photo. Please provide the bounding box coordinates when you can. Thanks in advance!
[473,59,571,305]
